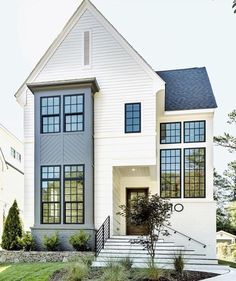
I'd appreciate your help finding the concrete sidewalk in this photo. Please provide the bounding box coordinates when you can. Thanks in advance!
[204,268,236,280]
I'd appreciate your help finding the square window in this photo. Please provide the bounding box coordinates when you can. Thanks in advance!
[160,122,181,144]
[184,121,205,143]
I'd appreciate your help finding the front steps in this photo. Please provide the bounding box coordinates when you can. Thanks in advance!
[92,236,229,274]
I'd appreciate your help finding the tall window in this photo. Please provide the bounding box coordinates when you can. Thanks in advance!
[160,122,181,144]
[125,103,141,133]
[160,149,181,198]
[64,165,84,224]
[64,95,84,132]
[41,96,60,133]
[184,121,205,143]
[184,148,205,198]
[41,166,61,224]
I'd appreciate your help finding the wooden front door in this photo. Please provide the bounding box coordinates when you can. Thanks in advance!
[126,188,148,235]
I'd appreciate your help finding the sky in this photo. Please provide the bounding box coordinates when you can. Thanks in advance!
[0,0,235,173]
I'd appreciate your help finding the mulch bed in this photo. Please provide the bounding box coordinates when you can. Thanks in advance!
[49,267,218,281]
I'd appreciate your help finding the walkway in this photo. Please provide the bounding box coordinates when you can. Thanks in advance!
[204,268,236,280]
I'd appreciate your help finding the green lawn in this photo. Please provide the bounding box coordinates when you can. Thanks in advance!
[218,259,236,268]
[0,262,67,281]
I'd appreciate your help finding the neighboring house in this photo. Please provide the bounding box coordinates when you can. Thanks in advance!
[217,230,236,244]
[0,124,24,241]
[15,0,217,259]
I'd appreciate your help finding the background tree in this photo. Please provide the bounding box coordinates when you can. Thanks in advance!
[1,200,23,250]
[214,110,236,233]
[214,110,236,152]
[118,194,171,267]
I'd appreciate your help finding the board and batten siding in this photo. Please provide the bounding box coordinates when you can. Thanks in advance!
[22,9,162,230]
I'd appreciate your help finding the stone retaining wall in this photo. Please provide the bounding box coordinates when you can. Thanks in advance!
[0,251,94,263]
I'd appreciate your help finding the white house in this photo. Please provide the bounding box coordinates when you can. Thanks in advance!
[15,0,217,263]
[217,230,236,244]
[0,124,24,241]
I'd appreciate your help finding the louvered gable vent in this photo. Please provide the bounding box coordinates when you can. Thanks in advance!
[83,31,91,66]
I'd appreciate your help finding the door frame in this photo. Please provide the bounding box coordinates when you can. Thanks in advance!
[126,187,149,235]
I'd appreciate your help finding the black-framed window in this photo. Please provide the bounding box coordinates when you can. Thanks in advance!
[64,165,84,224]
[125,103,141,133]
[184,121,205,143]
[160,122,181,144]
[160,149,181,198]
[41,96,60,133]
[64,95,84,132]
[41,166,61,224]
[184,148,205,198]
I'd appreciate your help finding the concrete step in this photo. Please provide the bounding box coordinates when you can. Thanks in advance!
[104,245,188,251]
[99,251,206,258]
[100,249,204,255]
[92,260,230,274]
[95,256,219,265]
[105,241,175,246]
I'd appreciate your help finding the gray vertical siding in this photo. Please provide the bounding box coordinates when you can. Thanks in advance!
[32,86,95,249]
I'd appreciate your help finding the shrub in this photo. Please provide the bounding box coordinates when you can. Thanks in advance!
[119,257,133,270]
[69,230,90,251]
[17,231,35,251]
[173,252,184,276]
[66,262,89,281]
[43,232,59,251]
[1,200,23,250]
[101,263,129,281]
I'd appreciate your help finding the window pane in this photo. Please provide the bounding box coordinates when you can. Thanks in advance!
[184,121,205,143]
[64,165,84,224]
[125,103,141,133]
[184,148,205,198]
[41,166,61,224]
[160,149,181,198]
[64,95,84,132]
[41,97,60,133]
[160,122,181,144]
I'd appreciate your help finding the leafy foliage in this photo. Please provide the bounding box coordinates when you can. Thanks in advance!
[69,230,91,251]
[1,200,23,250]
[214,110,236,152]
[118,194,172,267]
[17,231,35,251]
[43,232,59,251]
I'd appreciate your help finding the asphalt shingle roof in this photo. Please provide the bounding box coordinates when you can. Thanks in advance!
[156,67,217,111]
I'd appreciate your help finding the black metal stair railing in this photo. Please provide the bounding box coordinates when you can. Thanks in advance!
[164,225,207,248]
[95,216,110,256]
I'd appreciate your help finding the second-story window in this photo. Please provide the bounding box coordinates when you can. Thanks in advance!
[184,121,205,143]
[41,96,60,133]
[125,103,141,133]
[64,94,84,132]
[160,122,181,144]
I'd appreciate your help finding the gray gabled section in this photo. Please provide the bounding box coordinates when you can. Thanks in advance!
[156,67,217,111]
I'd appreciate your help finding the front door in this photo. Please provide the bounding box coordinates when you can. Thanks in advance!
[126,188,148,235]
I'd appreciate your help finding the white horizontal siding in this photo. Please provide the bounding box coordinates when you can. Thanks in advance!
[23,9,161,230]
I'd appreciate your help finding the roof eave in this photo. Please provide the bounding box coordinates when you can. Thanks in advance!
[27,77,100,94]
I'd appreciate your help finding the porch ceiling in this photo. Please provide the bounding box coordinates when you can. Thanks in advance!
[116,166,150,177]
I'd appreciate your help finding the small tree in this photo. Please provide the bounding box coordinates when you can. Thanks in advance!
[1,200,23,250]
[118,194,172,267]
